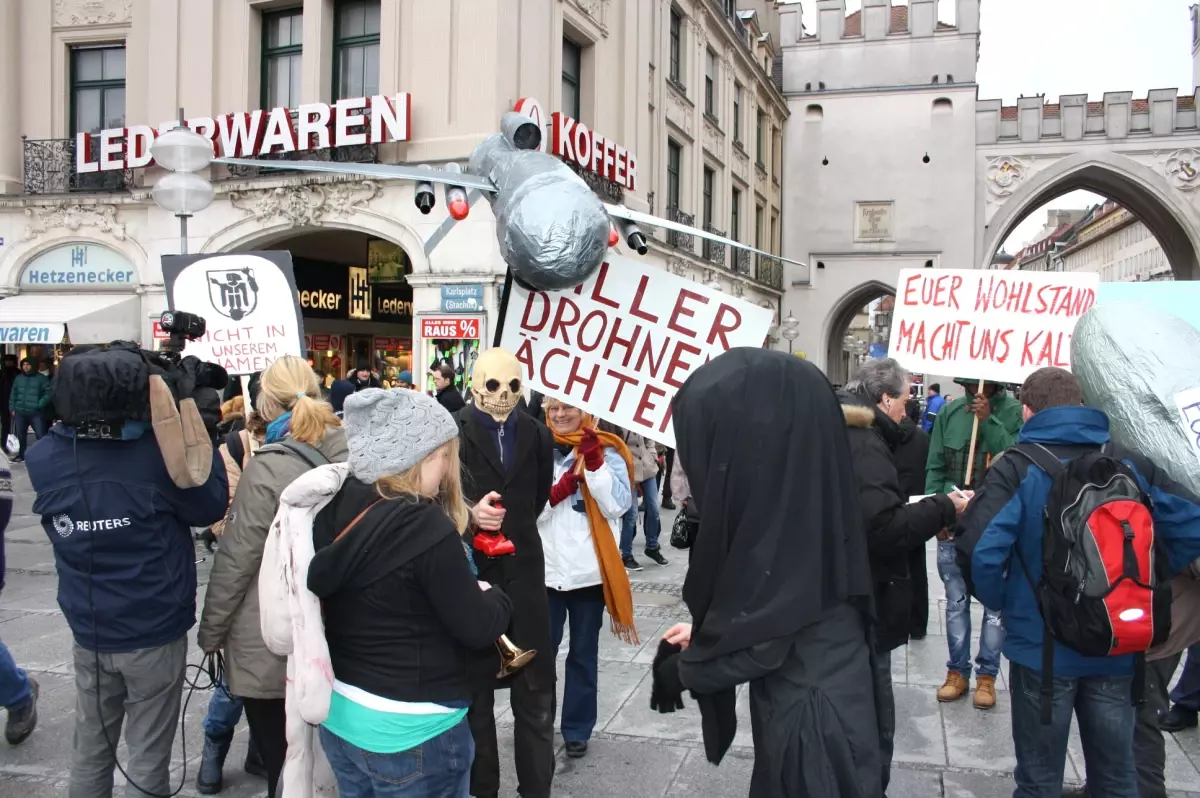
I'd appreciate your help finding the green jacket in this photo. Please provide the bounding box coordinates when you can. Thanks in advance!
[925,391,1023,494]
[9,371,51,417]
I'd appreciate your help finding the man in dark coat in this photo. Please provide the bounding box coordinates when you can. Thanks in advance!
[457,348,554,798]
[839,359,967,792]
[432,363,466,412]
[895,417,932,639]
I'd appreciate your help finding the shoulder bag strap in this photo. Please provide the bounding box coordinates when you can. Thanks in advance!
[335,499,385,542]
[258,439,331,469]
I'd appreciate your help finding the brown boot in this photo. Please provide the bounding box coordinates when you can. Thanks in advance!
[936,670,969,702]
[973,675,997,710]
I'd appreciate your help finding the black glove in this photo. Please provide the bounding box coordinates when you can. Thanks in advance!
[650,640,685,714]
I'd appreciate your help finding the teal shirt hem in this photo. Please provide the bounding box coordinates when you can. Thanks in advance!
[321,691,467,755]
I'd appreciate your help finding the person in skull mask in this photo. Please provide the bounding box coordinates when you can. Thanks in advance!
[455,347,555,798]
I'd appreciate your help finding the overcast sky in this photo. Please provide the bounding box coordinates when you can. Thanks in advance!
[801,1,1196,249]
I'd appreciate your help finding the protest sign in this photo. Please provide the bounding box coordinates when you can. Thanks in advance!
[499,254,773,447]
[887,268,1100,385]
[161,252,305,375]
[1175,386,1200,468]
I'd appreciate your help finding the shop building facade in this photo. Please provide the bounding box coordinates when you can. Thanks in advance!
[0,0,788,387]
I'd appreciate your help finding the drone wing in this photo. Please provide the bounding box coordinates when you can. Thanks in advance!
[212,157,498,192]
[604,203,806,267]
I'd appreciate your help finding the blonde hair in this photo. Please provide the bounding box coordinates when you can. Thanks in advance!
[258,355,341,444]
[375,438,470,533]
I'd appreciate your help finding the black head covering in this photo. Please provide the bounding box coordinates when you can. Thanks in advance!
[673,348,874,663]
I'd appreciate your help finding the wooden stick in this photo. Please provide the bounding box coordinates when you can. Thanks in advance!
[964,377,986,487]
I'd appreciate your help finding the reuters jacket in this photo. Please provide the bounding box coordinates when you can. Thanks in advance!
[958,406,1200,678]
[27,424,228,653]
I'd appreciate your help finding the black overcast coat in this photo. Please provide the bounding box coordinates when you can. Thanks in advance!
[839,393,955,652]
[456,406,555,686]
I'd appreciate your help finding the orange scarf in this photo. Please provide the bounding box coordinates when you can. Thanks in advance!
[552,419,641,645]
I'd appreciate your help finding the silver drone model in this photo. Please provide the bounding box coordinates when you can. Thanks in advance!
[216,111,801,292]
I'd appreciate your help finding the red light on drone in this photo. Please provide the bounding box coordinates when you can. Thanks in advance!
[608,224,620,247]
[448,196,470,221]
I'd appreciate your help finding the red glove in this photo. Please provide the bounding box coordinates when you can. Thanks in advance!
[549,471,584,507]
[474,531,515,558]
[579,428,604,471]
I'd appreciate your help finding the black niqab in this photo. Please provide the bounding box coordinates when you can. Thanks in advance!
[673,349,874,663]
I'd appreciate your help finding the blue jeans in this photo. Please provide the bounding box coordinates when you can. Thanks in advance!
[11,412,45,458]
[1169,643,1200,711]
[619,476,661,557]
[1009,663,1137,797]
[202,677,244,737]
[319,718,474,798]
[548,585,605,742]
[937,541,1003,678]
[0,639,31,709]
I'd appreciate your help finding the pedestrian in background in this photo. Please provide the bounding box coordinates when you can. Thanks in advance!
[432,364,466,413]
[922,383,945,433]
[0,452,37,746]
[9,358,51,462]
[617,427,666,571]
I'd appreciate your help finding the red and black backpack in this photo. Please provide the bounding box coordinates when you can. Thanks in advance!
[1011,442,1172,724]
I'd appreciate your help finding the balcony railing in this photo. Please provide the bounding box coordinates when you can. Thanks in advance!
[756,254,784,290]
[702,226,726,266]
[23,137,134,195]
[734,248,752,275]
[221,143,381,179]
[667,206,695,252]
[563,159,624,203]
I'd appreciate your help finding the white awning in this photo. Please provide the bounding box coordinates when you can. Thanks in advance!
[0,293,141,345]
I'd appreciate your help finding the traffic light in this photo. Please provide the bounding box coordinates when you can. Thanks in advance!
[414,165,435,214]
[615,217,648,255]
[442,162,470,221]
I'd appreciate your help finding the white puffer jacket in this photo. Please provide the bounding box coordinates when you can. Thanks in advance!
[538,446,633,591]
[258,462,352,798]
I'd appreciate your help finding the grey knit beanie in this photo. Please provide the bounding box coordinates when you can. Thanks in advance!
[342,387,459,483]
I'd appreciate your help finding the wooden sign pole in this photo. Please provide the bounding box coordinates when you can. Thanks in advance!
[963,377,986,487]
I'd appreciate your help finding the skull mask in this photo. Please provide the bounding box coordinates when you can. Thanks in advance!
[471,348,522,422]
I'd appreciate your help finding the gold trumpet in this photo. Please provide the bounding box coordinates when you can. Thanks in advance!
[495,635,537,678]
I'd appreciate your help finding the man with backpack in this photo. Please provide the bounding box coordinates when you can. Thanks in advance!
[957,367,1200,796]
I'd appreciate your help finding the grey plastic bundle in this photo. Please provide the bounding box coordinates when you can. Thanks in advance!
[469,129,609,292]
[1071,302,1200,496]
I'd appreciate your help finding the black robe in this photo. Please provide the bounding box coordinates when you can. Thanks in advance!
[456,406,554,687]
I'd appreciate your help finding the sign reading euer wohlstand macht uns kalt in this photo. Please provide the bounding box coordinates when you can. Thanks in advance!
[77,93,412,173]
[499,253,772,448]
[887,268,1101,386]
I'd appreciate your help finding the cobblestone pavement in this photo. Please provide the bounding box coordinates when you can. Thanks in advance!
[0,466,1198,797]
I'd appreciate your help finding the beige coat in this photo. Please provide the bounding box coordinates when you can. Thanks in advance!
[210,429,261,538]
[621,429,659,484]
[1148,569,1200,662]
[197,428,349,700]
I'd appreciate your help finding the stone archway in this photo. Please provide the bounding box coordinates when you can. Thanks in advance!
[824,279,894,385]
[979,151,1200,280]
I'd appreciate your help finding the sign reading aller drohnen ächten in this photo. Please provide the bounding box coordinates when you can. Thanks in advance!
[1175,386,1200,467]
[20,244,136,290]
[161,252,305,375]
[887,268,1101,385]
[441,284,485,313]
[500,253,773,448]
[78,93,412,174]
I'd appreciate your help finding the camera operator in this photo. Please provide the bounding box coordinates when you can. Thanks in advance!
[26,341,229,797]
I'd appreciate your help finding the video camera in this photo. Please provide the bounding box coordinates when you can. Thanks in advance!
[51,310,229,488]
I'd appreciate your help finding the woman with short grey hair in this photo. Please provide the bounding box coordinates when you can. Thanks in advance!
[839,358,970,793]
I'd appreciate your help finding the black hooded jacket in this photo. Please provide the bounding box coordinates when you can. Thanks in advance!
[895,417,931,499]
[838,391,954,652]
[307,477,513,703]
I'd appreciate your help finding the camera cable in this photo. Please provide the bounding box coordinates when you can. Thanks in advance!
[75,433,224,798]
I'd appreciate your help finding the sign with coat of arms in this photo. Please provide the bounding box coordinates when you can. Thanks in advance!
[161,251,305,375]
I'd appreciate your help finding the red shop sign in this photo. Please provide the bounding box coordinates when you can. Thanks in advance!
[152,321,168,340]
[420,317,481,339]
[374,336,408,351]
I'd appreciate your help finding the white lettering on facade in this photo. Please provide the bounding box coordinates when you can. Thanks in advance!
[75,93,413,173]
[300,290,343,311]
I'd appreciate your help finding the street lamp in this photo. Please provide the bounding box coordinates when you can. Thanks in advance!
[780,311,800,353]
[150,111,214,255]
